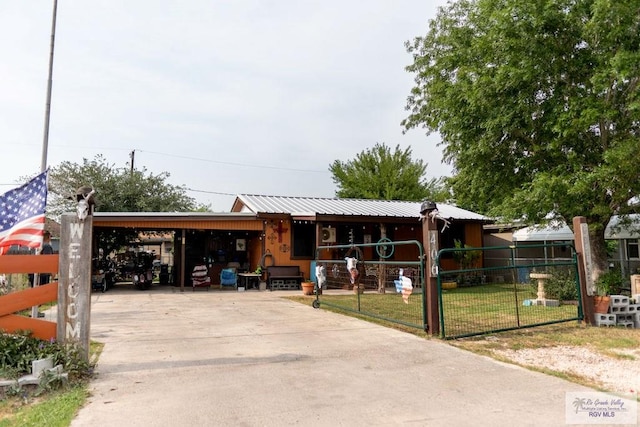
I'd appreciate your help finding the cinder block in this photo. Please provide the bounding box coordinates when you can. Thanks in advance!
[634,313,640,328]
[595,313,616,326]
[615,314,634,322]
[616,321,634,328]
[610,295,630,307]
[628,304,639,313]
[611,305,628,313]
[32,357,53,376]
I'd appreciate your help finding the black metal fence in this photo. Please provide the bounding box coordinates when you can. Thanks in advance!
[437,243,583,339]
[314,240,427,330]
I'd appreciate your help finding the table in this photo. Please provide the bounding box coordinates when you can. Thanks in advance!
[238,273,261,290]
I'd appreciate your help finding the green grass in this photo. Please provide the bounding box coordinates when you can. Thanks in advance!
[0,386,88,427]
[295,284,580,338]
[0,341,103,426]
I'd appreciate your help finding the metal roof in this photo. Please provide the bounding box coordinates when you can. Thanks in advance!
[236,194,491,221]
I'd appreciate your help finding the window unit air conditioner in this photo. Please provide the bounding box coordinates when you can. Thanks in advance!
[321,227,336,243]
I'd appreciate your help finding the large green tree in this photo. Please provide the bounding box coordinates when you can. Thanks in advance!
[48,155,198,255]
[329,143,447,201]
[403,0,640,278]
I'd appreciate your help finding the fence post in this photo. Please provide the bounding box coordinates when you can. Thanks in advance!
[572,216,594,325]
[420,201,440,335]
[57,212,93,361]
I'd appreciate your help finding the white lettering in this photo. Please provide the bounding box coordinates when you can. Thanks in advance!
[67,302,78,319]
[67,283,79,299]
[69,243,81,260]
[69,222,84,239]
[66,321,81,339]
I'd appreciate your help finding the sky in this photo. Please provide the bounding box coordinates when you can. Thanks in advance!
[0,0,451,212]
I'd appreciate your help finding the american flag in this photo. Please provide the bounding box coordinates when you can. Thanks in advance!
[0,171,48,254]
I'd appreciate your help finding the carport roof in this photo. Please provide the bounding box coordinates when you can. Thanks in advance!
[233,194,491,222]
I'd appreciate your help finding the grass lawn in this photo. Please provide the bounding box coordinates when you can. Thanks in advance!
[297,283,580,338]
[0,342,103,427]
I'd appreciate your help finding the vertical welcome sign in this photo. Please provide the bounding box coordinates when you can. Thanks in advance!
[57,212,92,361]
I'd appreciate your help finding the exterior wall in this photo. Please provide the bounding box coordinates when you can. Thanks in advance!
[263,219,311,278]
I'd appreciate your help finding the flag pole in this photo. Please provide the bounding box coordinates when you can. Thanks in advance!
[34,0,58,319]
[40,0,58,173]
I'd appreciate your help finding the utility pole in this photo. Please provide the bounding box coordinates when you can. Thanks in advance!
[130,150,135,175]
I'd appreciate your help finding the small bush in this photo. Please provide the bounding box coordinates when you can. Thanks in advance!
[0,331,93,383]
[595,269,625,295]
[534,270,579,301]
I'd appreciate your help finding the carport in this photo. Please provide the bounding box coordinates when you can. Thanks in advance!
[92,212,264,291]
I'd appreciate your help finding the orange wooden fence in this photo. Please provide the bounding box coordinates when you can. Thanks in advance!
[0,254,59,340]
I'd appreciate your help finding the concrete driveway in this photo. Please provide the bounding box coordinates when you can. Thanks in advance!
[71,286,592,426]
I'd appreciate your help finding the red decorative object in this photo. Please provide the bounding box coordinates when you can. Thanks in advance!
[271,221,288,243]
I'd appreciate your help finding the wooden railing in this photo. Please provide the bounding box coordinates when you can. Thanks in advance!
[0,254,59,340]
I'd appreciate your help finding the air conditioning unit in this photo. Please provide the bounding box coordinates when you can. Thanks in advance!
[321,227,336,243]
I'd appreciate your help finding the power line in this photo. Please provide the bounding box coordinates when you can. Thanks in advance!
[136,149,328,174]
[185,188,237,196]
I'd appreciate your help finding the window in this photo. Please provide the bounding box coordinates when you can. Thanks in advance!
[627,240,639,259]
[292,222,315,258]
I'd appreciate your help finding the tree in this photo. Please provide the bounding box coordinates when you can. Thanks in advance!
[403,0,640,279]
[329,143,447,201]
[48,155,198,255]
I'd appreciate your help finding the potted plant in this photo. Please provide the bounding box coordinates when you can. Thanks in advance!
[301,280,315,295]
[593,270,622,314]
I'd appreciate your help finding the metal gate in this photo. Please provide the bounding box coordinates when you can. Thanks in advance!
[313,240,427,330]
[436,243,583,339]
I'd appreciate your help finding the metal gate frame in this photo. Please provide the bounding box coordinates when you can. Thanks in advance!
[436,243,584,339]
[313,240,428,330]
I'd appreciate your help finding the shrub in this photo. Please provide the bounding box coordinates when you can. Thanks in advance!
[595,269,625,296]
[535,269,579,301]
[0,331,93,383]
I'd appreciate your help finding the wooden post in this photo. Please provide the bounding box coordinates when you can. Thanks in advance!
[572,216,595,325]
[420,201,440,335]
[57,213,92,361]
[180,228,186,291]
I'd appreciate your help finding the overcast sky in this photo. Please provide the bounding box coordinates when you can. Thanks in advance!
[1,0,451,211]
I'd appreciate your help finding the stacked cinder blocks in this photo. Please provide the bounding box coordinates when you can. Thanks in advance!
[594,313,616,326]
[634,294,640,328]
[595,295,639,327]
[610,295,635,328]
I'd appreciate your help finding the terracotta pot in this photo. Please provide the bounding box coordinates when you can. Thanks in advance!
[301,282,315,295]
[594,296,610,314]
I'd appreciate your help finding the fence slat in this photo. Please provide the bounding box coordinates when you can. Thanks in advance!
[0,282,58,317]
[0,315,56,341]
[0,254,59,274]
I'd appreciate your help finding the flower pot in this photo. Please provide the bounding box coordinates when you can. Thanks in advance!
[301,282,315,295]
[594,295,610,314]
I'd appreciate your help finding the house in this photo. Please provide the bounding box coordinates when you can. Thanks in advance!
[485,215,640,276]
[92,195,491,290]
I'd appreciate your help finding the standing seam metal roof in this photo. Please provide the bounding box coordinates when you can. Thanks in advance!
[237,194,490,221]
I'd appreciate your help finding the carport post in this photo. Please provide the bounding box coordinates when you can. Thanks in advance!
[420,201,440,336]
[180,229,186,291]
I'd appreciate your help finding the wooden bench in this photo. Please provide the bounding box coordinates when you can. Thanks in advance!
[266,266,304,290]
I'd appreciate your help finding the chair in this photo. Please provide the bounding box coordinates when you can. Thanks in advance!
[220,268,237,290]
[192,264,211,291]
